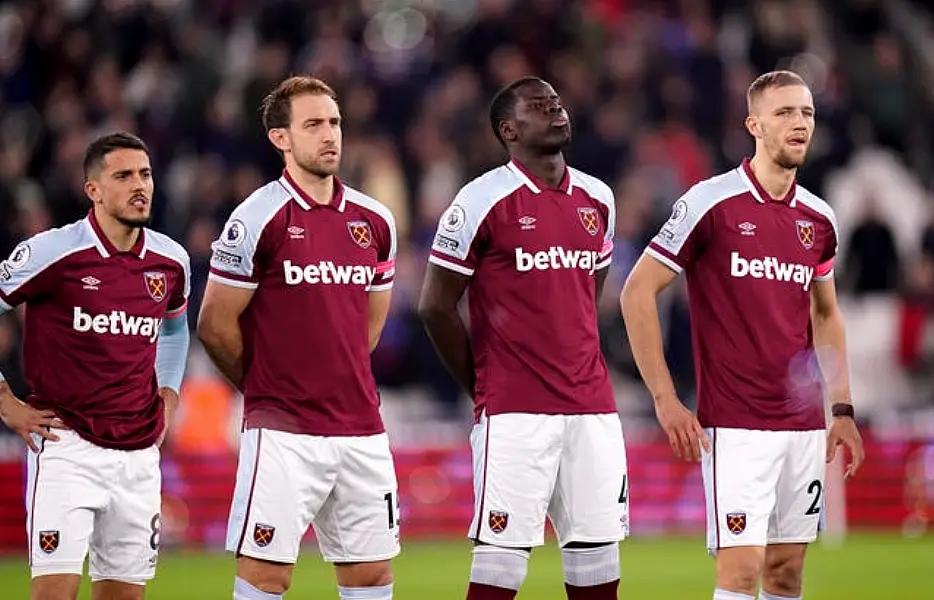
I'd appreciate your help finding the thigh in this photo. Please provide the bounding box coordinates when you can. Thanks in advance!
[769,430,826,544]
[313,433,400,563]
[225,429,339,564]
[468,412,564,547]
[549,413,629,546]
[27,431,108,578]
[702,428,784,553]
[89,446,161,585]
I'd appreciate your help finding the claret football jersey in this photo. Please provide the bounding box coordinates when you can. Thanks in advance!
[210,170,396,436]
[429,159,617,418]
[0,210,190,449]
[647,158,838,431]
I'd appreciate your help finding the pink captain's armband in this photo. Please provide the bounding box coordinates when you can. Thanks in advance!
[816,258,834,278]
[600,240,613,256]
[375,259,395,275]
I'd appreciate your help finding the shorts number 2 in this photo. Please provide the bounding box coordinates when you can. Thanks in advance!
[805,479,822,515]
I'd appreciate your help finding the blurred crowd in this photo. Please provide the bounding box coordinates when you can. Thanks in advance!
[1,0,933,433]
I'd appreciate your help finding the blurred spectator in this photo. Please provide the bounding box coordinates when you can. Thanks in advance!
[844,195,901,296]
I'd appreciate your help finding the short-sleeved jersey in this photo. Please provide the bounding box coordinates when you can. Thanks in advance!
[429,159,616,418]
[209,170,396,437]
[0,210,190,450]
[646,158,838,431]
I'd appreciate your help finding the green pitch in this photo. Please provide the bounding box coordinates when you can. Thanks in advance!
[0,533,930,598]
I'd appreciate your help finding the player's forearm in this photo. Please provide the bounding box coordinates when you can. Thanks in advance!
[620,284,678,402]
[156,313,190,394]
[419,308,476,396]
[197,319,245,390]
[812,307,852,406]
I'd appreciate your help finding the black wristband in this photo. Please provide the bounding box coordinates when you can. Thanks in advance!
[831,403,855,418]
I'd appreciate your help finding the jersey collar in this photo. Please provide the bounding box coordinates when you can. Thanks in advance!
[85,209,147,259]
[738,157,797,208]
[278,169,346,212]
[507,159,574,195]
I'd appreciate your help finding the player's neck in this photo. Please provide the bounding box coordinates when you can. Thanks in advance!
[93,207,140,252]
[286,165,333,205]
[749,154,796,200]
[511,150,566,189]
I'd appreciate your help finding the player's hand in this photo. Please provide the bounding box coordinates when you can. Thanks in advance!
[156,387,180,448]
[654,394,711,461]
[0,388,67,452]
[826,415,864,479]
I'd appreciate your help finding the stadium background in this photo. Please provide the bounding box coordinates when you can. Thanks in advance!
[0,0,932,597]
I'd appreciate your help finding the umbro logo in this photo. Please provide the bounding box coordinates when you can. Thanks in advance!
[519,216,537,230]
[288,226,305,239]
[81,276,101,291]
[739,222,756,236]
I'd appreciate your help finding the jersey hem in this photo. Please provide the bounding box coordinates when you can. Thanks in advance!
[243,422,387,437]
[698,422,826,432]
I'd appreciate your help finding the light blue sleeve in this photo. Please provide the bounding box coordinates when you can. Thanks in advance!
[156,312,190,394]
[0,302,8,383]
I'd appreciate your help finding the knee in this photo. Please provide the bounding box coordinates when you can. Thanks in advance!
[561,541,620,587]
[335,560,393,588]
[716,547,764,595]
[762,551,805,596]
[470,544,530,591]
[237,557,293,595]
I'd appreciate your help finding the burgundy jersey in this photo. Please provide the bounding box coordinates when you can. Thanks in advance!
[429,159,616,418]
[646,158,838,431]
[0,211,190,449]
[209,171,396,436]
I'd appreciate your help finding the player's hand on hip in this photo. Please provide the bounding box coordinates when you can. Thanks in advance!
[826,416,865,479]
[653,394,711,461]
[0,389,67,452]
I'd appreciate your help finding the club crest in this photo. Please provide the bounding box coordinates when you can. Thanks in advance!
[796,220,815,250]
[347,221,372,249]
[144,272,167,302]
[577,207,599,236]
[726,512,746,535]
[39,530,59,554]
[488,510,509,534]
[253,523,275,547]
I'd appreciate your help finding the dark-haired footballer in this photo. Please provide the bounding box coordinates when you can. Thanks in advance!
[418,77,627,600]
[0,131,190,600]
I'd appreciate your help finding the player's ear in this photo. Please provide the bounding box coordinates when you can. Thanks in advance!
[500,120,517,144]
[84,179,100,203]
[744,115,762,139]
[267,128,290,153]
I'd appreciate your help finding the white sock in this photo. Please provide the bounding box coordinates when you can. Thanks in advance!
[469,545,530,591]
[338,584,393,599]
[759,591,801,600]
[713,590,755,600]
[561,544,620,586]
[233,577,283,600]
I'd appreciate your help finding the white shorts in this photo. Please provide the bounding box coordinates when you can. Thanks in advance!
[25,430,161,583]
[702,427,826,552]
[226,429,400,564]
[469,412,629,547]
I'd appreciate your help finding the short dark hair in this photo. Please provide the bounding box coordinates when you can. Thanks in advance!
[260,76,338,132]
[489,76,545,148]
[747,70,808,112]
[83,132,150,179]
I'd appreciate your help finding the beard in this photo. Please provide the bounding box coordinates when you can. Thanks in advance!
[294,150,339,178]
[775,148,806,170]
[115,213,151,228]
